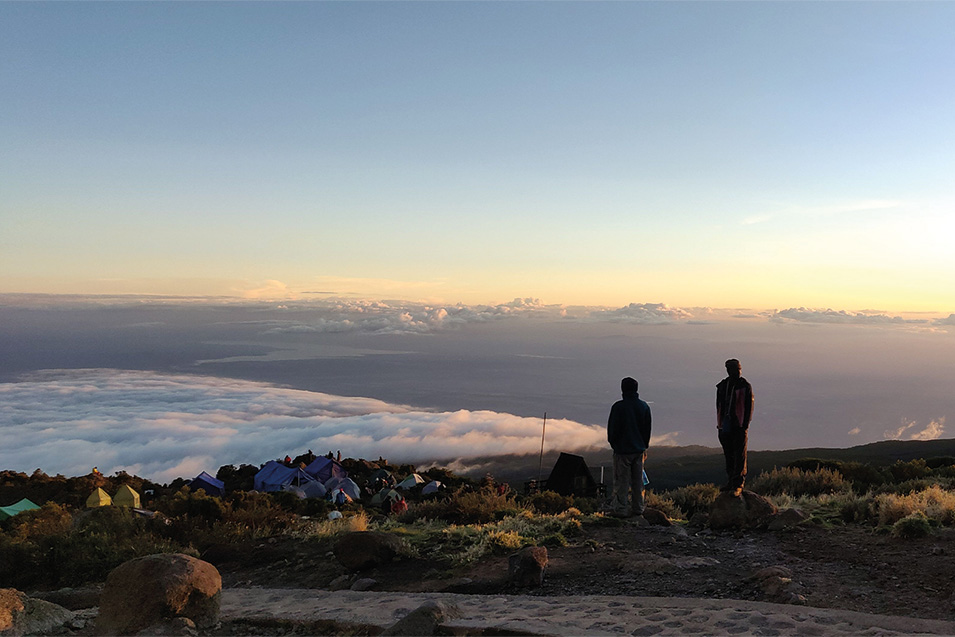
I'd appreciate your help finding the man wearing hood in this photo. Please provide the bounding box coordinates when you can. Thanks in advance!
[607,377,652,517]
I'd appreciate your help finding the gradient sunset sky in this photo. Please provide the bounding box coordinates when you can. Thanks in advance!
[3,2,954,311]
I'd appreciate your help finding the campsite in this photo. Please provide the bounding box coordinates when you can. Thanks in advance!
[6,446,955,634]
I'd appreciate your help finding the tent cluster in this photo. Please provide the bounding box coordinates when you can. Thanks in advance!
[85,484,142,508]
[0,498,40,521]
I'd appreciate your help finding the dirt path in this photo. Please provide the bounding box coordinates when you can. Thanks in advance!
[219,588,955,636]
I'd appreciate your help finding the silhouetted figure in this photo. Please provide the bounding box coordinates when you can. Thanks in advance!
[607,377,652,517]
[716,358,754,495]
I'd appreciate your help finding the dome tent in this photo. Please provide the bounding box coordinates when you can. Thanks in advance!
[113,484,141,508]
[254,460,318,493]
[86,487,112,508]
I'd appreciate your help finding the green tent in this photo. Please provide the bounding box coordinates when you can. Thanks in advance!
[0,498,40,521]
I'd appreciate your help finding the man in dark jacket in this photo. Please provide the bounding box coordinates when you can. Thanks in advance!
[607,377,652,517]
[716,358,754,495]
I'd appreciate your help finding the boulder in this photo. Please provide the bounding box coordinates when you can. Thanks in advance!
[350,578,378,591]
[29,586,101,611]
[508,546,548,588]
[0,588,74,637]
[333,532,404,571]
[708,490,777,530]
[642,507,673,527]
[768,507,809,531]
[96,553,221,635]
[382,600,460,636]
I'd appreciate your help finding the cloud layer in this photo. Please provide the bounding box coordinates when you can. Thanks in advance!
[0,369,608,482]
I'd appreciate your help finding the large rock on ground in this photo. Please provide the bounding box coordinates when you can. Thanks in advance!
[508,546,548,588]
[0,588,74,636]
[333,532,404,571]
[708,490,777,530]
[382,600,460,636]
[96,553,221,635]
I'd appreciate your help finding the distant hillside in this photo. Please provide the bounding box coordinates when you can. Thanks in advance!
[459,438,955,491]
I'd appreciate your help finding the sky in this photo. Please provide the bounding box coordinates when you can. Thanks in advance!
[3,4,955,482]
[3,2,955,310]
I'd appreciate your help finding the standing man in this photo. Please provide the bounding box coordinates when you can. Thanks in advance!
[607,377,652,517]
[716,358,754,495]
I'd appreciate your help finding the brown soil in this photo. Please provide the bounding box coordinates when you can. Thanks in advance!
[208,520,955,623]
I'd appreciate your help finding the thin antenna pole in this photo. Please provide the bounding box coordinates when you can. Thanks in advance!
[537,412,547,485]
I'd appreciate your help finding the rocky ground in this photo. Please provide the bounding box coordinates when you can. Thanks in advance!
[207,517,955,624]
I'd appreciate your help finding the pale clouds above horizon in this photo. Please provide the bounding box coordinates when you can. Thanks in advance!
[0,369,647,482]
[883,418,946,442]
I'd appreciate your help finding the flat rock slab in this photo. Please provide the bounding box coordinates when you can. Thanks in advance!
[220,588,955,636]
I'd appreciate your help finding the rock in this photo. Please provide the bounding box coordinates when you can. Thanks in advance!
[687,512,709,528]
[333,532,404,571]
[328,575,355,591]
[0,588,74,637]
[96,553,221,635]
[350,578,378,591]
[133,617,198,636]
[751,565,793,581]
[666,525,689,537]
[708,490,778,530]
[768,508,809,531]
[382,600,460,636]
[642,507,673,526]
[508,546,548,588]
[29,586,101,611]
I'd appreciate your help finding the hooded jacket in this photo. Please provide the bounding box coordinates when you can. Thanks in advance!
[607,392,652,454]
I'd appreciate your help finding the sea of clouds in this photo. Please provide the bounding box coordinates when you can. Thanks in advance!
[0,369,608,483]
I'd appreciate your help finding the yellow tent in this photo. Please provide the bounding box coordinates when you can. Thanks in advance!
[86,487,112,508]
[113,484,141,508]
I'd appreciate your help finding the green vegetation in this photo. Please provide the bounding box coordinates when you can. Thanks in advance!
[6,449,955,590]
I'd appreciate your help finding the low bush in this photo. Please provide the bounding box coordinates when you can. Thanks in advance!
[750,466,849,498]
[663,483,719,518]
[526,490,574,515]
[891,511,933,538]
[644,491,682,520]
[874,484,955,527]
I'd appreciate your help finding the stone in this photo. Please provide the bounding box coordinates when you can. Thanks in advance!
[382,600,460,636]
[134,617,198,636]
[508,546,548,588]
[708,490,778,530]
[29,586,101,611]
[328,575,355,591]
[768,508,809,531]
[350,578,378,591]
[0,588,74,637]
[96,553,221,635]
[333,532,404,571]
[642,507,673,526]
[751,565,793,581]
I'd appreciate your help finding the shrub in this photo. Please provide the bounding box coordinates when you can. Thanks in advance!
[526,490,574,515]
[663,483,719,518]
[750,466,848,498]
[644,491,682,520]
[874,485,955,527]
[892,512,933,539]
[888,459,932,483]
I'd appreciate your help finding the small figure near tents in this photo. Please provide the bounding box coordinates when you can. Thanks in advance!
[86,487,112,508]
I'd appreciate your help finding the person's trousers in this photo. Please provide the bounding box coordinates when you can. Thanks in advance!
[718,427,748,489]
[611,451,646,515]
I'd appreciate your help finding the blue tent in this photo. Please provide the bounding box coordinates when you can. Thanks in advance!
[254,461,318,493]
[304,457,348,482]
[189,471,225,496]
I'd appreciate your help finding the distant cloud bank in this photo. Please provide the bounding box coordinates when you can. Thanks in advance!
[0,369,608,482]
[770,308,920,325]
[884,417,946,441]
